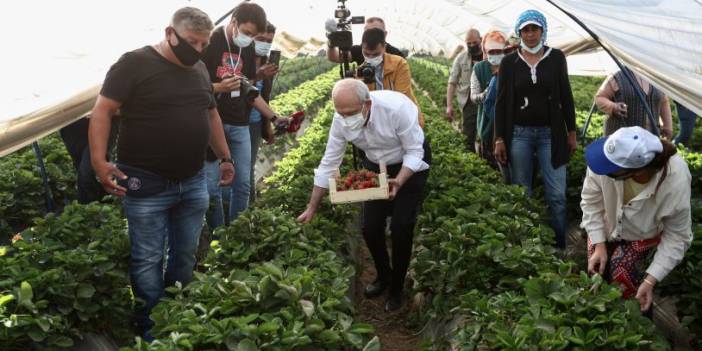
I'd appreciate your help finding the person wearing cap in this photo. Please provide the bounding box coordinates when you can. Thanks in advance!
[470,30,507,170]
[581,126,692,312]
[595,67,673,139]
[494,10,577,249]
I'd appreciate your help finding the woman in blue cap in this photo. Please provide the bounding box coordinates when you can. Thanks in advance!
[493,9,577,249]
[581,126,692,313]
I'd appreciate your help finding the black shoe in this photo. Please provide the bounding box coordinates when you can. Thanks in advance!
[364,278,389,298]
[384,294,403,312]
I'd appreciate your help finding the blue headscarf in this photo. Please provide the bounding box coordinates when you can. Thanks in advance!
[515,9,548,44]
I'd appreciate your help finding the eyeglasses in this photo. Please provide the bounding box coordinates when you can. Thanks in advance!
[487,49,505,56]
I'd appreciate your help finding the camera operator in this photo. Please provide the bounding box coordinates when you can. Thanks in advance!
[326,16,405,65]
[356,28,423,127]
[202,2,291,226]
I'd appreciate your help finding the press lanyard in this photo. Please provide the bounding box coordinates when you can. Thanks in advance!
[223,25,242,73]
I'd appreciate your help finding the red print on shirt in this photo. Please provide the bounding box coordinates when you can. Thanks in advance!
[216,52,244,79]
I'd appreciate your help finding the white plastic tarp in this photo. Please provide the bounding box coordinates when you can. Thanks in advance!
[1,0,701,156]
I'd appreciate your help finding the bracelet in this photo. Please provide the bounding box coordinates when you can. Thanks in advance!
[643,278,656,287]
[219,158,233,166]
[271,114,278,123]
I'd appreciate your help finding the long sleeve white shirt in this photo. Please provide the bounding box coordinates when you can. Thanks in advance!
[580,154,693,281]
[314,90,429,189]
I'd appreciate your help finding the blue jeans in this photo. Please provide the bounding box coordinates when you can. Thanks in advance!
[223,124,252,221]
[249,121,262,204]
[123,169,208,335]
[204,161,225,229]
[674,102,697,146]
[509,126,567,248]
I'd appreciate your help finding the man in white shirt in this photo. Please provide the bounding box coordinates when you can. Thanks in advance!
[297,79,430,312]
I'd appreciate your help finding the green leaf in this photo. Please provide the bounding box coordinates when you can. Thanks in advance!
[27,328,46,342]
[36,318,51,332]
[53,336,74,348]
[299,299,315,317]
[18,281,33,307]
[362,336,381,351]
[0,294,15,307]
[76,283,96,299]
[237,338,258,351]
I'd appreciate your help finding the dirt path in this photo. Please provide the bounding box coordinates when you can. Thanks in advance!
[352,234,422,351]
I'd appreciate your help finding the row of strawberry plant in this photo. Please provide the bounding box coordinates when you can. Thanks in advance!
[271,57,336,98]
[0,135,76,239]
[411,72,670,349]
[124,100,379,350]
[0,68,350,350]
[0,203,132,349]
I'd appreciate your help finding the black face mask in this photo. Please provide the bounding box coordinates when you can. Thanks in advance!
[468,44,482,55]
[168,29,202,66]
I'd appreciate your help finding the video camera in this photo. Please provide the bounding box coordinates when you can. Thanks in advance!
[327,0,364,78]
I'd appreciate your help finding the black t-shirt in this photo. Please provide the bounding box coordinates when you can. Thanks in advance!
[202,26,257,126]
[349,42,405,65]
[513,54,555,127]
[100,46,215,180]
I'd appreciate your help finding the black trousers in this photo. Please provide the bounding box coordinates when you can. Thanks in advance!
[361,141,431,296]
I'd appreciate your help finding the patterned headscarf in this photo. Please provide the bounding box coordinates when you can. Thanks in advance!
[515,9,548,44]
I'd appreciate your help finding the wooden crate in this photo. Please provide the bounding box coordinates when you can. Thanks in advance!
[329,162,389,204]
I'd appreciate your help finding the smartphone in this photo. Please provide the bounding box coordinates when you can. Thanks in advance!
[269,50,281,67]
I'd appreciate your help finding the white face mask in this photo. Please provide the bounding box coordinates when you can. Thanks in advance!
[487,54,504,66]
[255,41,272,56]
[233,25,253,47]
[364,55,383,67]
[520,40,543,54]
[338,106,367,132]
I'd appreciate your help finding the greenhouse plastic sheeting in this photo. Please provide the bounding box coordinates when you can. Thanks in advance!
[1,0,701,156]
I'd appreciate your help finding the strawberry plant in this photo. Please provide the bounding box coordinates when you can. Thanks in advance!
[0,203,131,349]
[451,268,670,350]
[0,134,77,239]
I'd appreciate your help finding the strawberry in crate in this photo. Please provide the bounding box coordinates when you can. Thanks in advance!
[336,169,379,191]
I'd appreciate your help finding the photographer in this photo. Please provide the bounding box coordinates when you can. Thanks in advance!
[356,28,423,127]
[326,16,405,65]
[202,2,290,225]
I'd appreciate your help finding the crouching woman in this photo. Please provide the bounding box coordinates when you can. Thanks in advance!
[581,126,693,312]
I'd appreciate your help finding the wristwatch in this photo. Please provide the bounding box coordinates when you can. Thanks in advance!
[219,158,234,166]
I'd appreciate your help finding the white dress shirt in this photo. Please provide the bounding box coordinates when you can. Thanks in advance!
[314,90,429,189]
[580,154,693,281]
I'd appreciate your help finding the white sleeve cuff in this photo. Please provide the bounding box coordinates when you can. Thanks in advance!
[402,154,429,173]
[645,262,669,282]
[313,168,333,189]
[587,230,606,245]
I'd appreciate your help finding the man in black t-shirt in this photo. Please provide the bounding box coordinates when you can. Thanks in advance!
[326,16,406,66]
[89,7,233,340]
[202,2,290,224]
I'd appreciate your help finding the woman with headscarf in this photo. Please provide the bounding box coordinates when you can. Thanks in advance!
[470,30,507,170]
[581,126,692,313]
[595,68,673,139]
[494,10,577,249]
